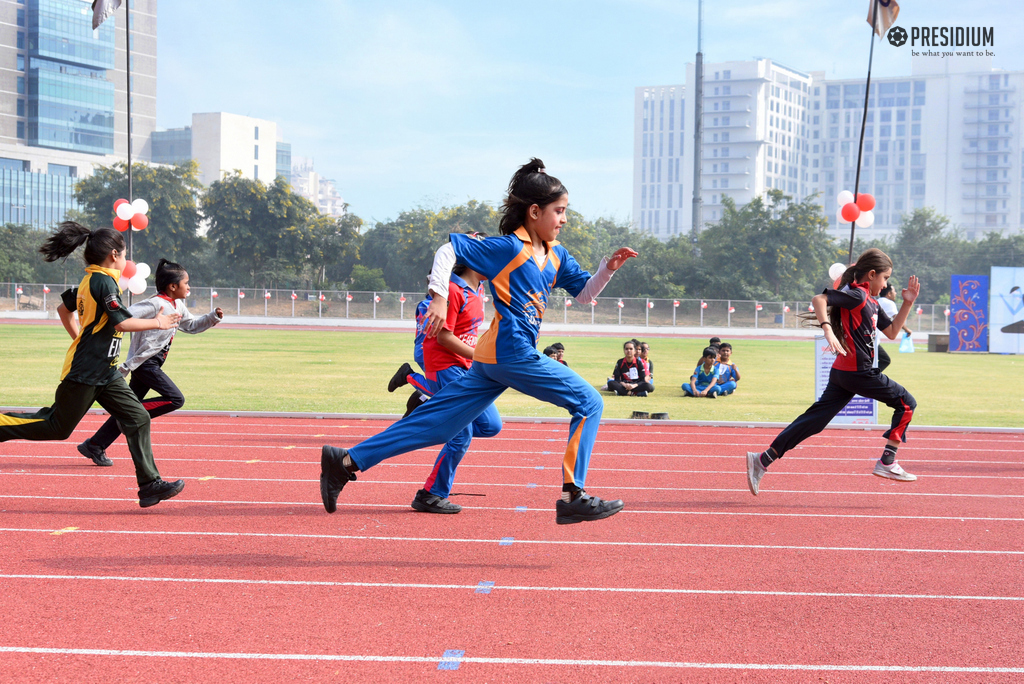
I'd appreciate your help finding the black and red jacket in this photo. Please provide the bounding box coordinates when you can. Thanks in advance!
[826,281,893,373]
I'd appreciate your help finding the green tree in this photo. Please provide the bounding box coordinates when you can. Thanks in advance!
[696,190,841,300]
[347,265,387,291]
[203,173,320,288]
[308,210,363,287]
[73,161,205,266]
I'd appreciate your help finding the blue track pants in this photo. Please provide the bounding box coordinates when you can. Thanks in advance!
[349,353,603,490]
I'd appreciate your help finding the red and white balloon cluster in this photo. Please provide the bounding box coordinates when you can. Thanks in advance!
[836,190,875,228]
[112,198,150,232]
[118,260,151,295]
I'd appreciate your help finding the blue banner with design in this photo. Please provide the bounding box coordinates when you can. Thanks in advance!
[949,275,988,352]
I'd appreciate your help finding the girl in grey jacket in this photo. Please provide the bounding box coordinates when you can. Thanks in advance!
[78,259,223,466]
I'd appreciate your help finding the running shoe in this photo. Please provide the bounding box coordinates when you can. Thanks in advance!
[320,445,357,513]
[403,391,427,419]
[78,440,112,467]
[872,459,917,482]
[411,489,462,514]
[138,478,184,508]
[555,491,624,525]
[388,363,413,393]
[746,451,766,496]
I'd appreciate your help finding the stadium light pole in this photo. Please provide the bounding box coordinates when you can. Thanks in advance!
[691,0,704,237]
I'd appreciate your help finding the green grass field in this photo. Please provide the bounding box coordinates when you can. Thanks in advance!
[1,324,1022,427]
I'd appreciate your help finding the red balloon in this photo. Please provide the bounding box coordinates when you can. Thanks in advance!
[122,260,137,279]
[131,213,149,230]
[840,202,862,222]
[113,198,130,211]
[113,216,130,232]
[855,193,876,212]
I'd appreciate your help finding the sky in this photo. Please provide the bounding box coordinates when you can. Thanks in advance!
[156,1,1024,226]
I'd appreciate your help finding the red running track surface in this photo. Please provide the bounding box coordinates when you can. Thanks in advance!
[1,416,1023,683]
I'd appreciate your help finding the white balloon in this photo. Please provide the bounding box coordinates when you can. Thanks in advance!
[836,208,847,224]
[131,198,149,216]
[134,262,151,280]
[837,190,855,207]
[855,209,875,228]
[116,202,135,220]
[118,276,130,290]
[828,263,847,281]
[128,275,148,295]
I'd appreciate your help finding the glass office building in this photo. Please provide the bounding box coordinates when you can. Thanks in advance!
[26,0,116,155]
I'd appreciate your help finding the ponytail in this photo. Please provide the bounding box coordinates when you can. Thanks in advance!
[801,247,894,353]
[39,221,125,266]
[498,158,568,236]
[154,258,188,294]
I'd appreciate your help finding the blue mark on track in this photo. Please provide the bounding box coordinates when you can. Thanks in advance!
[438,649,465,670]
[475,581,495,594]
[499,537,514,546]
[516,506,527,512]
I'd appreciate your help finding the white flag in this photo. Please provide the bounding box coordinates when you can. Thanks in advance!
[91,0,122,30]
[867,0,900,37]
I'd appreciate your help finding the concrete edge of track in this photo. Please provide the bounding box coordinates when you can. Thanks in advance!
[3,406,1021,434]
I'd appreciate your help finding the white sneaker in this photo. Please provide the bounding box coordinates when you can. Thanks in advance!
[746,451,766,496]
[873,459,917,482]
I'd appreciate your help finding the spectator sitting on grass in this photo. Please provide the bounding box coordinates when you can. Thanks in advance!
[708,336,721,355]
[608,340,653,397]
[638,341,655,393]
[543,346,558,359]
[682,347,722,398]
[715,342,740,395]
[552,342,568,366]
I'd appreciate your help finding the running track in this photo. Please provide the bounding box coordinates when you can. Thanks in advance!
[1,416,1022,682]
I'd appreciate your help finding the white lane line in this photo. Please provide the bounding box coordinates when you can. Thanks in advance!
[1,472,1021,497]
[0,647,1020,673]
[1,527,1021,555]
[2,573,1022,602]
[5,452,1024,468]
[3,495,1024,522]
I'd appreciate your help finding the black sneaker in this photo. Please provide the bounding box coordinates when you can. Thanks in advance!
[78,440,112,467]
[320,445,357,513]
[402,391,426,419]
[555,491,624,525]
[138,478,184,508]
[388,363,414,393]
[411,489,462,514]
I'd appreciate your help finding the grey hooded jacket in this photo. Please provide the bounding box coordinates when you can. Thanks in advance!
[119,296,223,375]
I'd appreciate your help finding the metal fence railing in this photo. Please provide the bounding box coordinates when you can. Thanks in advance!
[0,282,953,332]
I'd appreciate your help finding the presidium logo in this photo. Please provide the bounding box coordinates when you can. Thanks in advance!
[887,25,994,54]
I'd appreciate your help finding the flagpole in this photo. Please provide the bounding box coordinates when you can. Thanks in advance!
[125,0,133,263]
[848,0,881,263]
[690,0,704,237]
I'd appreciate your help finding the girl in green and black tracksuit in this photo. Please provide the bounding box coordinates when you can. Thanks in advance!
[0,222,185,508]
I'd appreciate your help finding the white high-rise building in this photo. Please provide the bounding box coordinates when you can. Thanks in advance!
[635,55,1024,242]
[291,157,346,219]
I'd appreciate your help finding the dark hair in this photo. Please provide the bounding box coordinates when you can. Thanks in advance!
[718,342,732,351]
[551,342,564,351]
[452,232,488,277]
[39,221,124,266]
[155,258,188,294]
[623,340,636,351]
[803,247,894,352]
[709,337,721,346]
[702,347,718,360]
[498,158,568,236]
[543,346,557,357]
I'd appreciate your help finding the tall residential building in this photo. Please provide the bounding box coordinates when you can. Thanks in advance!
[0,0,157,228]
[291,156,346,218]
[635,55,1024,242]
[151,112,282,186]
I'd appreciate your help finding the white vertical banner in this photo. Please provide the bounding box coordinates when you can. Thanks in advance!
[814,335,877,425]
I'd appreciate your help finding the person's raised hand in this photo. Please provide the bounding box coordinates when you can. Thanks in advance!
[155,312,181,330]
[607,247,639,271]
[902,275,920,304]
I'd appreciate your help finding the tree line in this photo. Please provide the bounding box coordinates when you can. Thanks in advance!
[1,162,1022,304]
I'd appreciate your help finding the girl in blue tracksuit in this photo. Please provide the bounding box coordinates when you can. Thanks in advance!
[320,158,638,524]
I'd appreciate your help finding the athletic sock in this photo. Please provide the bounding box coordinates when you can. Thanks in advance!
[342,453,358,472]
[881,444,898,466]
[561,485,581,503]
[759,447,779,469]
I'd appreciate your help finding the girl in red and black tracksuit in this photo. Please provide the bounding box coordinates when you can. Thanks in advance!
[746,248,921,496]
